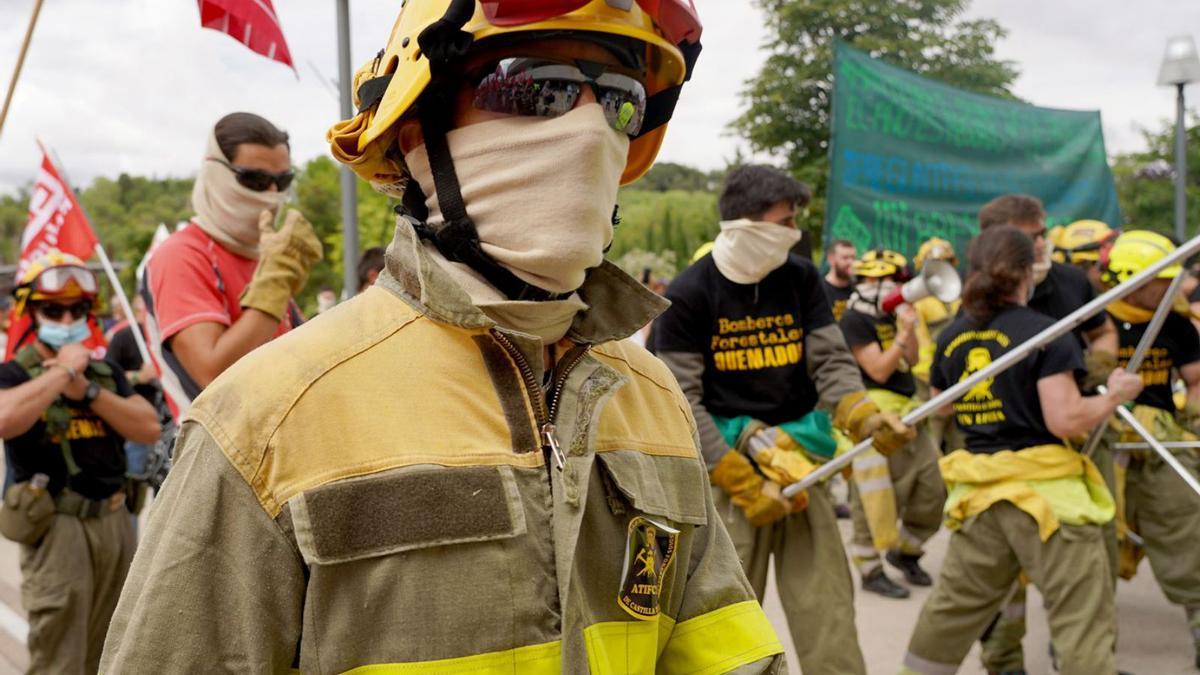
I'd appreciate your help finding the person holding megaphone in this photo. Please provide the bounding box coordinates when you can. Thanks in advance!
[839,249,948,599]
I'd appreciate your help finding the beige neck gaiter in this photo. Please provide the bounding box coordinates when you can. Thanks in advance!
[425,243,588,344]
[711,219,803,284]
[406,103,629,295]
[191,130,287,259]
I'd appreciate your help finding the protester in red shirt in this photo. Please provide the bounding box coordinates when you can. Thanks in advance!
[142,113,322,418]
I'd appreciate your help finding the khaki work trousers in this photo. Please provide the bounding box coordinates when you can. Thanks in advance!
[713,483,866,675]
[904,502,1115,675]
[849,428,946,572]
[20,507,135,674]
[980,444,1200,670]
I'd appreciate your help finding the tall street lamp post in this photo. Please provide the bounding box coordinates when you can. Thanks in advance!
[1158,35,1200,242]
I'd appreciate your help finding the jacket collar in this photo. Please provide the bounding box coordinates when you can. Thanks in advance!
[376,217,668,345]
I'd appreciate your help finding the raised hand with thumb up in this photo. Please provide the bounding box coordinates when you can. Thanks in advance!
[240,209,325,321]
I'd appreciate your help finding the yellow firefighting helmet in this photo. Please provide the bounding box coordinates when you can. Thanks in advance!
[328,0,701,190]
[1047,225,1067,264]
[1101,230,1181,287]
[12,250,98,316]
[853,249,909,279]
[914,237,957,269]
[1059,219,1117,264]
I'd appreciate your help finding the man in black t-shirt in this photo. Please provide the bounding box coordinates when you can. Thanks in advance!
[654,165,914,675]
[840,249,946,599]
[823,239,856,322]
[0,252,160,672]
[974,194,1121,673]
[1102,231,1200,667]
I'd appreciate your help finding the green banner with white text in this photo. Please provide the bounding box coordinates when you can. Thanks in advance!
[824,42,1121,262]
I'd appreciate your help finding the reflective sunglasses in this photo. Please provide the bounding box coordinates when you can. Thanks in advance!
[35,300,92,321]
[31,265,98,296]
[209,158,295,192]
[481,0,702,46]
[473,57,648,135]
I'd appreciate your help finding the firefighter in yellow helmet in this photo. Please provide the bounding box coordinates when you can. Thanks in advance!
[839,249,946,599]
[910,238,965,455]
[1101,230,1200,668]
[103,3,789,672]
[0,251,160,673]
[1059,219,1118,291]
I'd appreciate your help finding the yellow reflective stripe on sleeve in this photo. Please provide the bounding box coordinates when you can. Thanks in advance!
[584,619,661,674]
[659,600,784,675]
[342,640,561,674]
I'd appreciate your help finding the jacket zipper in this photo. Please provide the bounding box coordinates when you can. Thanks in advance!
[489,330,589,476]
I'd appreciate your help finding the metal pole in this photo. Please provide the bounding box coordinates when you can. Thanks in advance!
[1115,441,1200,451]
[0,0,45,141]
[1104,386,1200,500]
[336,0,360,297]
[1176,82,1188,243]
[784,230,1200,497]
[1082,270,1186,457]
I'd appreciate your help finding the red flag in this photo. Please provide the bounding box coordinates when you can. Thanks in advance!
[5,150,104,359]
[198,0,294,69]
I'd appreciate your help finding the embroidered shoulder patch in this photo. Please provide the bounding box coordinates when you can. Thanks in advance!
[617,516,679,620]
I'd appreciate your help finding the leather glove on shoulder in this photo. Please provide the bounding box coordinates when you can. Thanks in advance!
[1083,350,1119,391]
[711,450,801,526]
[241,209,325,321]
[834,391,915,456]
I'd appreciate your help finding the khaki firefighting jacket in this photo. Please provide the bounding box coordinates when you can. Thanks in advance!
[100,221,786,674]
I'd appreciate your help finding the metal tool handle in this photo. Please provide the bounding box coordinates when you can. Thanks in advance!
[783,231,1200,498]
[1103,386,1200,500]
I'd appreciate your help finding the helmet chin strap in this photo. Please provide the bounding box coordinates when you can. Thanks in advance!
[410,91,572,302]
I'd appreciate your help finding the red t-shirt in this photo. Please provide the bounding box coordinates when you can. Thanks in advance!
[144,222,298,415]
[148,223,295,341]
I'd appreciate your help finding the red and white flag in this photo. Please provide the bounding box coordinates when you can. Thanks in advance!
[198,0,294,69]
[5,149,104,359]
[17,150,99,278]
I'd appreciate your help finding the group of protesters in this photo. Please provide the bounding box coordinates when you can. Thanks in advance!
[0,1,1198,674]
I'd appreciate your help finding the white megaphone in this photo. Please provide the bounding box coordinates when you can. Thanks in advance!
[881,259,962,313]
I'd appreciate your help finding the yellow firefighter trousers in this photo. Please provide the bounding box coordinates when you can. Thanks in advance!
[713,483,866,675]
[904,501,1115,675]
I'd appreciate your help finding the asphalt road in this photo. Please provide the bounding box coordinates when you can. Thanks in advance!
[0,499,1192,673]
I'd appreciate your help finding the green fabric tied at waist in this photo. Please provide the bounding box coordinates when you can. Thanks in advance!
[713,411,837,461]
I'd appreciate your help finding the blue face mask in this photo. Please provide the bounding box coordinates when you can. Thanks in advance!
[38,319,90,350]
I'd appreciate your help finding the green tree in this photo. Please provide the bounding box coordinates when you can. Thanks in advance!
[1111,115,1200,239]
[733,0,1019,242]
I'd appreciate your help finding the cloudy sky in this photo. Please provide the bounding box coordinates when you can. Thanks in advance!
[0,0,1196,195]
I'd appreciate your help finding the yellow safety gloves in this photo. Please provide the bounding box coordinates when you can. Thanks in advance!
[834,391,915,455]
[710,421,815,527]
[710,451,797,526]
[241,210,325,321]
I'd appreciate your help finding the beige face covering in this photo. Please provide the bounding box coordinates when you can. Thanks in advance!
[191,130,288,259]
[406,103,629,295]
[711,219,803,284]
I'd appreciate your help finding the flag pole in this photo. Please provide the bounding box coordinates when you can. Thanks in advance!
[43,144,153,366]
[0,0,45,141]
[336,0,360,297]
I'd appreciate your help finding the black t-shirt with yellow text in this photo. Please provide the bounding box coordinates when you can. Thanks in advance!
[653,254,833,426]
[1029,262,1105,347]
[931,305,1084,455]
[1109,312,1200,412]
[0,359,133,499]
[840,309,917,398]
[822,279,854,323]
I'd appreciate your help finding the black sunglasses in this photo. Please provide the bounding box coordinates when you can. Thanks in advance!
[35,301,92,321]
[209,158,295,192]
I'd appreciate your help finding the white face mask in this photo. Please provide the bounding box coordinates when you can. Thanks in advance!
[406,103,629,295]
[711,220,803,284]
[191,129,288,259]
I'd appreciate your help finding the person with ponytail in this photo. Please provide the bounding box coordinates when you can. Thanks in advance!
[901,226,1144,675]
